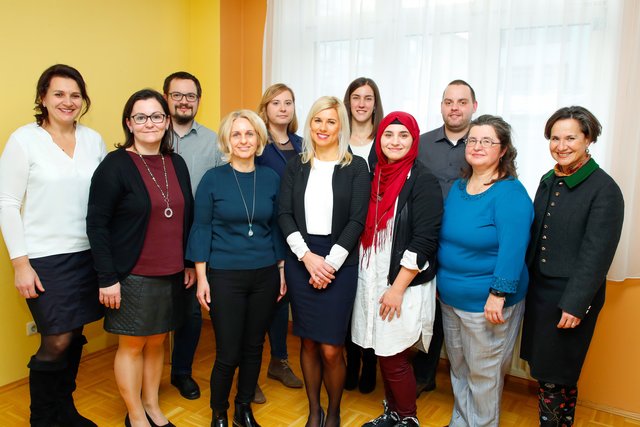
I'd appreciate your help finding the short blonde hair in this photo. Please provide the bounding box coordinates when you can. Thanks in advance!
[218,109,268,162]
[257,83,298,135]
[302,96,352,167]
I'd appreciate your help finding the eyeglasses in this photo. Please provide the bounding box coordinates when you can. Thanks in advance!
[130,113,167,125]
[465,137,501,148]
[169,92,198,102]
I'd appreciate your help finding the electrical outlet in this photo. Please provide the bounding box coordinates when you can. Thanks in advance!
[26,321,38,336]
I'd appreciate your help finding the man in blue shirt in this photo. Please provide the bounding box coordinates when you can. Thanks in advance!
[163,71,225,400]
[414,79,477,396]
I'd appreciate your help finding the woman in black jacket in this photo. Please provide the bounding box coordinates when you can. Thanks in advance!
[521,106,624,427]
[352,112,442,427]
[87,89,194,427]
[278,96,370,427]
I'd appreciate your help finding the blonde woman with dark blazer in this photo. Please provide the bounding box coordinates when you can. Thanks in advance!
[278,96,370,427]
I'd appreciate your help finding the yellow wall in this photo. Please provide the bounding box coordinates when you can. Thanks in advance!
[579,278,640,414]
[220,0,267,115]
[0,0,220,386]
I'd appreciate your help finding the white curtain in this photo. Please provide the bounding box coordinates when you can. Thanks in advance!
[264,0,638,280]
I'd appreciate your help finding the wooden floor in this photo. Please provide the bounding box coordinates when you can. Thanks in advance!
[1,322,638,427]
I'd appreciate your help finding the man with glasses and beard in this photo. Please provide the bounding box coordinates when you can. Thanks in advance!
[163,71,225,400]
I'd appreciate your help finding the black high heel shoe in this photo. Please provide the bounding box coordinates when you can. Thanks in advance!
[145,411,176,427]
[304,408,325,427]
[124,413,131,427]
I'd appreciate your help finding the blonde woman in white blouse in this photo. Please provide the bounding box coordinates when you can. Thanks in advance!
[0,64,106,427]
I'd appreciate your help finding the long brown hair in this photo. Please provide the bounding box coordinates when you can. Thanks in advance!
[343,77,384,139]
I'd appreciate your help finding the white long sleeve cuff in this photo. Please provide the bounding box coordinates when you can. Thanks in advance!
[286,231,310,260]
[325,244,349,271]
[400,250,429,272]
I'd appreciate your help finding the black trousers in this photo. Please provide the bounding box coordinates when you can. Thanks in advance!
[208,265,279,411]
[412,299,444,385]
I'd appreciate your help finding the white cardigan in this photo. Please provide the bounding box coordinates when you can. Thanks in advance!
[0,123,107,259]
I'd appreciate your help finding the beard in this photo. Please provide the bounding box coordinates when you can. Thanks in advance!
[173,105,195,125]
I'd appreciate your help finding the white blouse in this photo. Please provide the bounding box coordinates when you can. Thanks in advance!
[349,140,374,170]
[0,123,107,259]
[286,158,348,270]
[351,202,436,357]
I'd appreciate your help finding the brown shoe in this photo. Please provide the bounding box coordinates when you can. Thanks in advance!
[267,358,303,388]
[253,384,266,404]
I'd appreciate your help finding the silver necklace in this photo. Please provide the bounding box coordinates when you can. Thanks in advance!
[230,164,256,237]
[134,149,173,219]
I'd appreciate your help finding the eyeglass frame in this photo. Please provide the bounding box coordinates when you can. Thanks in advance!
[129,113,167,125]
[168,92,199,102]
[465,137,502,149]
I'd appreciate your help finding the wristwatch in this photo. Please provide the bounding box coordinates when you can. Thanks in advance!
[489,288,507,298]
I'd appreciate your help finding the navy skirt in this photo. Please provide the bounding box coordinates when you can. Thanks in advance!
[286,235,358,345]
[27,250,103,335]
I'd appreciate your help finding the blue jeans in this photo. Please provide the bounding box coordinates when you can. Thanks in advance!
[171,284,202,376]
[267,294,290,359]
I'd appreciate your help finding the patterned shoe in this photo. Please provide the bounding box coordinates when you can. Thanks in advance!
[396,416,420,426]
[362,400,400,427]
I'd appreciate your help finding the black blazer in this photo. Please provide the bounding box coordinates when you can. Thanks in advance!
[278,154,371,266]
[387,162,443,286]
[526,159,624,317]
[87,149,194,287]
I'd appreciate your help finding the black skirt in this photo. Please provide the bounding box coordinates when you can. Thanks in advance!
[27,250,103,335]
[104,273,183,336]
[520,267,605,385]
[286,234,358,345]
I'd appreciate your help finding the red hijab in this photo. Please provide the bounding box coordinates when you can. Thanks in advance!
[360,111,420,252]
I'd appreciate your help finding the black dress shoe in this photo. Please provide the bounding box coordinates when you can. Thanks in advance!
[415,381,436,397]
[233,402,261,427]
[171,375,201,400]
[212,409,229,427]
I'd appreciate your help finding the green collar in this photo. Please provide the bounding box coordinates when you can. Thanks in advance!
[541,158,599,188]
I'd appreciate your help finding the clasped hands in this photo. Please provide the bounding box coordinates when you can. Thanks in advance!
[302,252,335,289]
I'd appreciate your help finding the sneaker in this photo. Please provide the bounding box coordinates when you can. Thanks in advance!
[362,400,400,427]
[253,384,266,404]
[267,358,303,388]
[396,416,420,426]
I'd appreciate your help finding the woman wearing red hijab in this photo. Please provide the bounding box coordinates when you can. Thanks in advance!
[352,112,443,427]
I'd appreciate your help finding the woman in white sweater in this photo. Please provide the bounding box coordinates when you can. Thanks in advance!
[0,64,106,427]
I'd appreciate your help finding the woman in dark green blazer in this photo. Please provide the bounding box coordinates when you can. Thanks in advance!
[521,106,624,427]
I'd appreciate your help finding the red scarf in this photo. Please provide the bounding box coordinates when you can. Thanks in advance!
[360,111,420,252]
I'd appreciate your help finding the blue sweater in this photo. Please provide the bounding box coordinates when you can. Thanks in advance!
[186,164,285,269]
[437,178,533,312]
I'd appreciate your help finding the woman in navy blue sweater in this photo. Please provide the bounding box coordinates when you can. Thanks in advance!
[186,110,285,427]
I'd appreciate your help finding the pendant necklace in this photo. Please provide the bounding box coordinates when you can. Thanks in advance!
[231,164,256,237]
[134,149,173,218]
